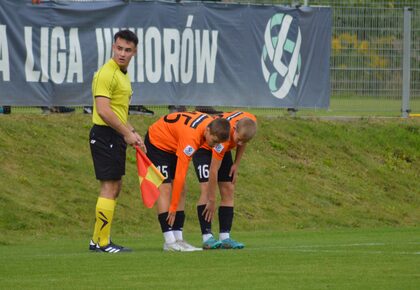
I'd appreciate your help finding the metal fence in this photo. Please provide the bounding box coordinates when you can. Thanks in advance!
[411,8,420,114]
[307,0,420,115]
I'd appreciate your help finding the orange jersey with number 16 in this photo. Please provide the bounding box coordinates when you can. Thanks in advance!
[148,112,213,212]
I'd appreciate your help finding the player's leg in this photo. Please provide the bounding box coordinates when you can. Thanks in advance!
[171,184,202,251]
[217,152,244,249]
[171,183,186,242]
[218,181,234,241]
[193,148,222,249]
[218,182,243,249]
[145,132,181,251]
[156,183,182,251]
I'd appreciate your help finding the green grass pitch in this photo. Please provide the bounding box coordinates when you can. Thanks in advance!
[1,227,419,290]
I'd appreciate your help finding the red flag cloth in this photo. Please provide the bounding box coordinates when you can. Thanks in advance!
[135,146,165,208]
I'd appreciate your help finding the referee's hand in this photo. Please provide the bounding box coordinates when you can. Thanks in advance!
[124,131,137,145]
[134,132,147,153]
[125,132,146,153]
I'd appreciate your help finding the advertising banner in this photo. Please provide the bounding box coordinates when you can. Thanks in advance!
[0,1,331,108]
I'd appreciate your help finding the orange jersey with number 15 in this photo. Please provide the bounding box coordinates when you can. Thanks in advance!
[148,112,213,212]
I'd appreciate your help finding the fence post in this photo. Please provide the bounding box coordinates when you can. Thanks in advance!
[401,7,412,118]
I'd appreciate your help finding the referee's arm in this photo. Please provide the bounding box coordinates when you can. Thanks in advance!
[95,96,137,146]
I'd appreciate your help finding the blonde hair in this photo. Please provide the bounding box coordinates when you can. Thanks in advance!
[236,118,257,142]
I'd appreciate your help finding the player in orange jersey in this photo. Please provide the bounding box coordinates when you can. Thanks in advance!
[145,111,230,251]
[192,111,257,249]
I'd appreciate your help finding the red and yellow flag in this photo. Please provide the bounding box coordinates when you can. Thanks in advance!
[135,146,165,208]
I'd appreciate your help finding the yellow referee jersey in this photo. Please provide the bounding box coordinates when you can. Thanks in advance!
[91,59,132,126]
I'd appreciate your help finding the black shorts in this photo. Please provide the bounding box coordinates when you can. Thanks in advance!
[192,148,233,183]
[89,125,127,180]
[144,132,176,183]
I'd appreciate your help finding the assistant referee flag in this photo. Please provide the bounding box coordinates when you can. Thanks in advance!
[135,146,165,208]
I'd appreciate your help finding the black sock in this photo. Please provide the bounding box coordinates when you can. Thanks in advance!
[197,204,212,235]
[172,211,185,231]
[219,206,234,234]
[158,212,171,232]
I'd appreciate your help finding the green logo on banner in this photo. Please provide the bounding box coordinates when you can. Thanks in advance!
[261,13,302,99]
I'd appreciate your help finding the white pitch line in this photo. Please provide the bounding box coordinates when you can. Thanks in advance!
[281,249,420,255]
[246,241,420,255]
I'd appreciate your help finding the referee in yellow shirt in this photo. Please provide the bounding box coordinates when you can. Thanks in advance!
[88,30,145,253]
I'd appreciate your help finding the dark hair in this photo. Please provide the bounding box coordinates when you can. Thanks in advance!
[114,30,138,47]
[208,118,230,143]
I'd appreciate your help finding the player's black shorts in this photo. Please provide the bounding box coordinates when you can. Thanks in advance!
[192,148,233,183]
[89,125,127,180]
[144,132,176,183]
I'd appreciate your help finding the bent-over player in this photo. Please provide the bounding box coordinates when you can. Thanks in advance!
[145,111,230,251]
[193,111,257,249]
